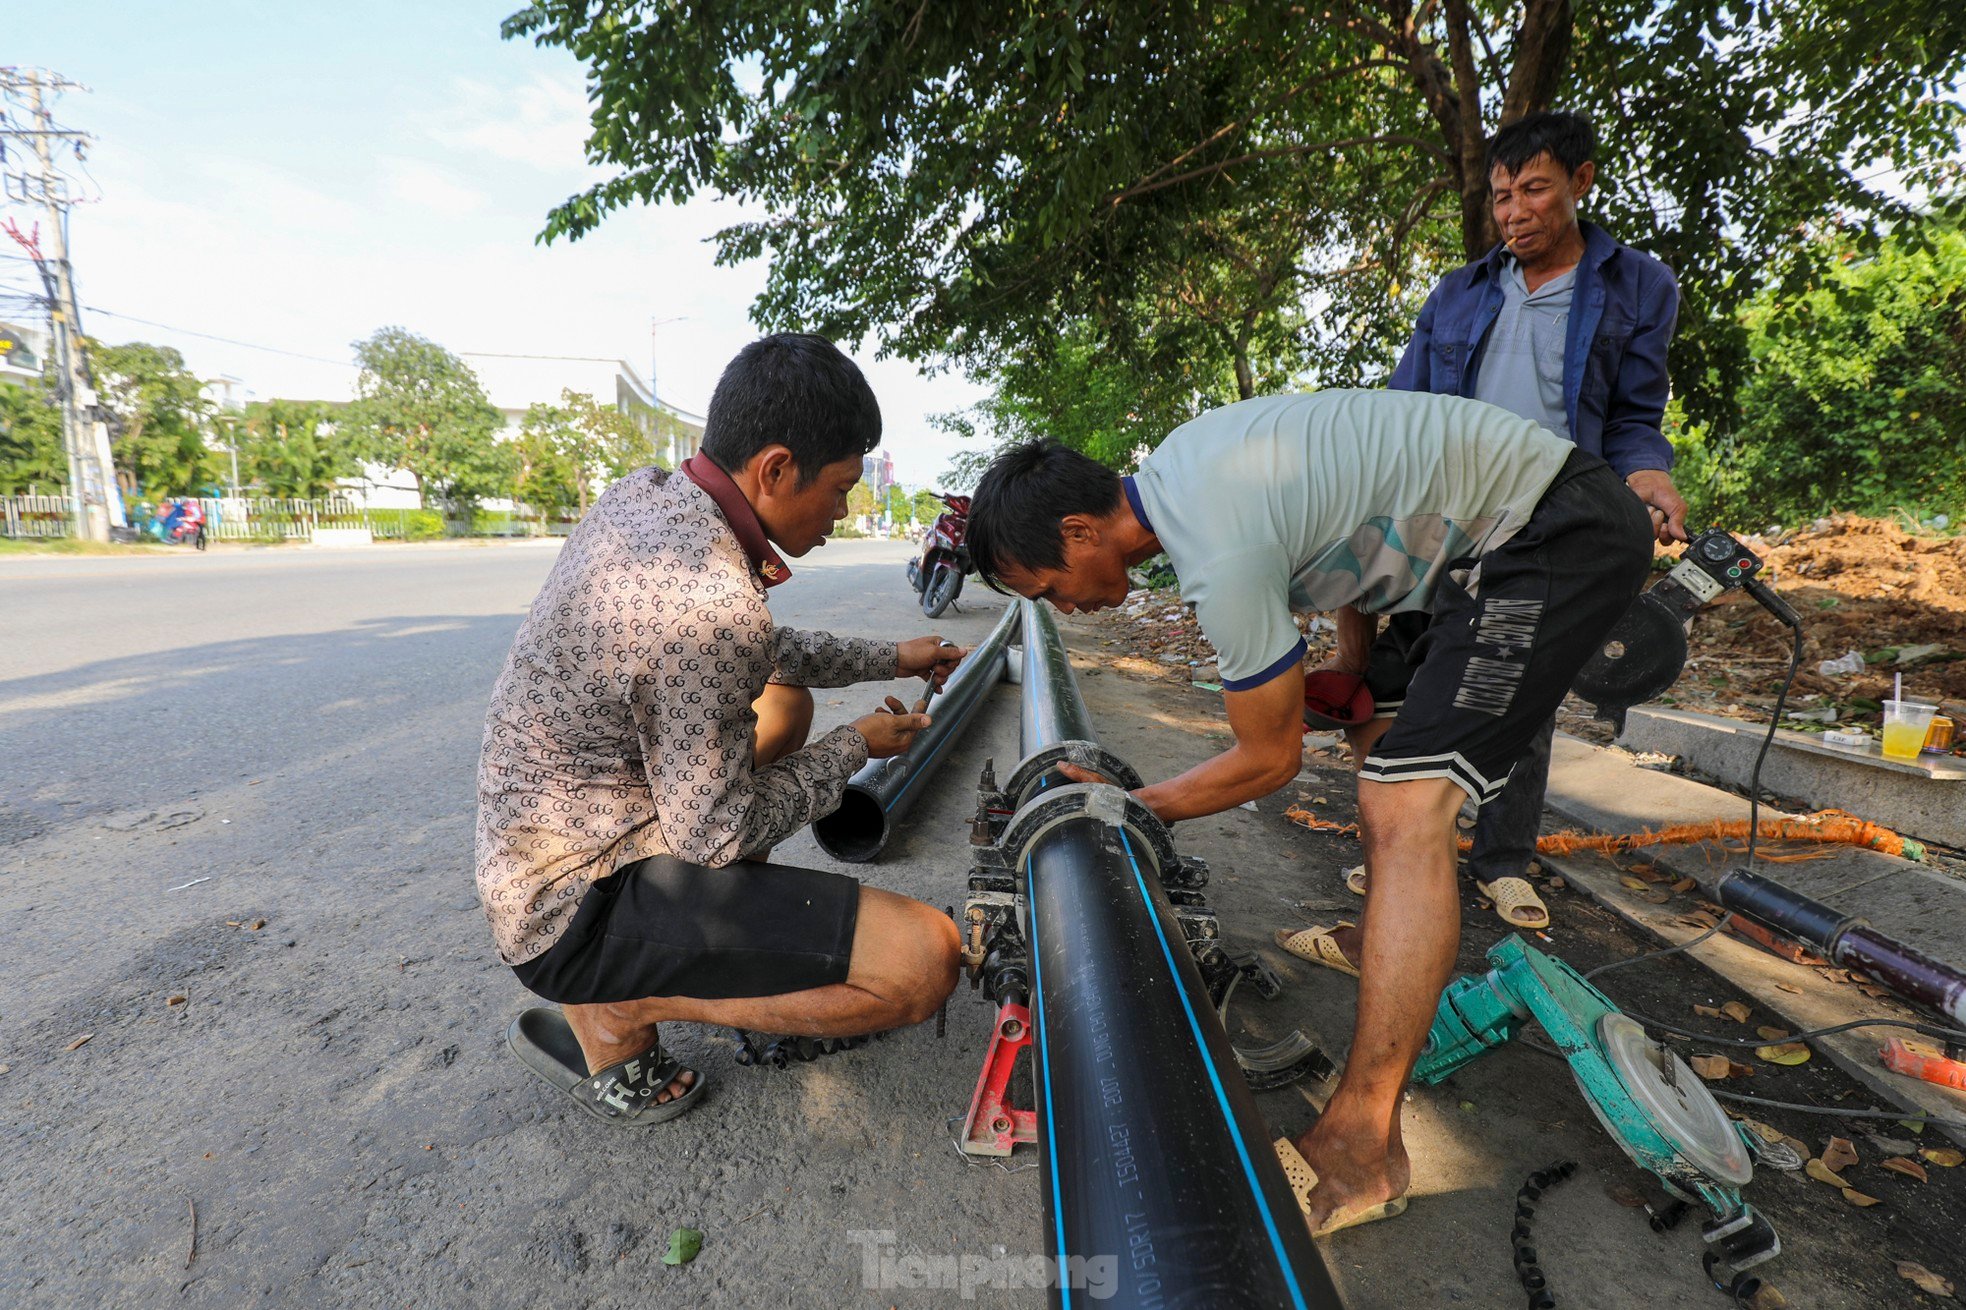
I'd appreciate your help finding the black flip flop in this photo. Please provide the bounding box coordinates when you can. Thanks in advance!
[506,1007,706,1127]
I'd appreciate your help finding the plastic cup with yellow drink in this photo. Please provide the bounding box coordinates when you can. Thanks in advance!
[1881,700,1938,762]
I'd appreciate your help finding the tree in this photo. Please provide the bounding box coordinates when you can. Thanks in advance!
[1674,220,1966,524]
[846,480,877,522]
[0,370,67,494]
[509,388,659,518]
[910,487,943,525]
[882,483,910,526]
[234,400,353,498]
[89,341,220,496]
[341,327,505,511]
[510,404,584,517]
[508,0,1966,445]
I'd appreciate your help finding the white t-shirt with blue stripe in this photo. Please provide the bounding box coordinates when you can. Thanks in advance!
[1128,390,1574,690]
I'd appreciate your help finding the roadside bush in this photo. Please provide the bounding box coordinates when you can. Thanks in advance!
[1673,222,1966,527]
[403,509,446,540]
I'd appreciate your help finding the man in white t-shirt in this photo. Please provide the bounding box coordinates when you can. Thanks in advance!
[966,389,1653,1235]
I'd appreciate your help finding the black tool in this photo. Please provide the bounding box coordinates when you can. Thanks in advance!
[1573,527,1802,732]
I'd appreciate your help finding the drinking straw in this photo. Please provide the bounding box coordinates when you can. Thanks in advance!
[1895,671,1903,703]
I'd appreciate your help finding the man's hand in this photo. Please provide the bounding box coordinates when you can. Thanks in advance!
[897,635,967,690]
[852,695,931,758]
[1625,469,1690,545]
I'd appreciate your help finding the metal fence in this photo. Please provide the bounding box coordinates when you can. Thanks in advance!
[0,493,580,542]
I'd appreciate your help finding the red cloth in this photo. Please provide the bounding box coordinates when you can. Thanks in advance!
[680,453,791,588]
[1302,670,1374,728]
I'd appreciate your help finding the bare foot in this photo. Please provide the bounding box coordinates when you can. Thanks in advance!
[1293,1117,1410,1233]
[562,1003,696,1104]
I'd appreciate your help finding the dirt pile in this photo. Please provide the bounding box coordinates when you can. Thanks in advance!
[1697,517,1966,723]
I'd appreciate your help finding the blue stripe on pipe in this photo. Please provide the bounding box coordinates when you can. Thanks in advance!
[1118,828,1311,1310]
[1024,849,1072,1307]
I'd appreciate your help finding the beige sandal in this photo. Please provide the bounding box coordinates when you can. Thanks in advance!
[1342,864,1367,897]
[1273,1137,1408,1236]
[1273,922,1359,978]
[1475,875,1550,930]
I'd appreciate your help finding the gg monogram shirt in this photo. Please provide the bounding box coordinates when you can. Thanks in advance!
[475,465,897,965]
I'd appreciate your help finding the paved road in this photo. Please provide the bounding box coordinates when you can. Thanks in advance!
[0,541,1937,1308]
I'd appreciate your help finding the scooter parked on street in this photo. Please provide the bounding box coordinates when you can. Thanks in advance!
[905,493,970,618]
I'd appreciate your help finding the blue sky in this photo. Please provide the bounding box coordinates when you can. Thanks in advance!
[4,1,985,486]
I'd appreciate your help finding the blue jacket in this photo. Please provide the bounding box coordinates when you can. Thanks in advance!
[1389,221,1680,478]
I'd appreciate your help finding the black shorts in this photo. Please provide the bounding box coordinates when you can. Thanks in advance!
[511,855,861,1005]
[1358,451,1653,805]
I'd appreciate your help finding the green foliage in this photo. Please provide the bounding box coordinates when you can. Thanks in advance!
[909,487,943,525]
[233,399,353,498]
[882,483,910,524]
[512,388,660,516]
[1672,222,1966,525]
[89,340,220,494]
[0,370,66,493]
[400,508,446,541]
[341,327,506,511]
[845,480,876,520]
[507,0,1966,454]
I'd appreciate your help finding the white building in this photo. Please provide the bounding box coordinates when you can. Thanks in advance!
[460,352,705,466]
[336,352,707,511]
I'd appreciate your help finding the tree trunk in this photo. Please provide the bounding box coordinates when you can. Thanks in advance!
[1443,0,1496,259]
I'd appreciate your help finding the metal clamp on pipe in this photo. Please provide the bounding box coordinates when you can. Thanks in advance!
[993,780,1178,882]
[999,739,1143,811]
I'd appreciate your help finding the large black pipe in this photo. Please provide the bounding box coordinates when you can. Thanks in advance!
[1014,601,1338,1309]
[812,602,1022,862]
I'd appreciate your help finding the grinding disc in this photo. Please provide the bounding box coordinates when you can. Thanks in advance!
[1590,1012,1753,1187]
[1570,592,1689,719]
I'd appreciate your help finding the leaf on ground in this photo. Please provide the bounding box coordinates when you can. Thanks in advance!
[1756,1025,1791,1041]
[1640,888,1673,904]
[1775,982,1803,994]
[662,1227,703,1267]
[1694,1004,1727,1019]
[1547,876,1566,891]
[1805,1158,1851,1187]
[1821,1136,1860,1171]
[1671,877,1698,893]
[1682,911,1719,929]
[1921,1147,1964,1167]
[1603,1182,1647,1208]
[1840,1188,1882,1207]
[1691,1054,1752,1080]
[1619,876,1649,891]
[1757,1042,1811,1065]
[1744,1285,1791,1310]
[1721,1001,1753,1023]
[1880,1157,1929,1183]
[1741,1119,1787,1144]
[166,994,188,1007]
[1896,1262,1956,1298]
[63,1033,93,1052]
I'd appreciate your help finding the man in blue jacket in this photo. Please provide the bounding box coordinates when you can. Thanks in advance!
[1331,112,1689,936]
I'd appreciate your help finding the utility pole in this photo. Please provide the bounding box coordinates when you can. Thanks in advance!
[1,68,114,540]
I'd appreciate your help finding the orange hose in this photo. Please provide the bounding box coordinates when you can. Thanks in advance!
[1280,805,1922,862]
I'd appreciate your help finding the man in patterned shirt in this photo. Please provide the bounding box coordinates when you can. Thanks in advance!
[479,334,965,1126]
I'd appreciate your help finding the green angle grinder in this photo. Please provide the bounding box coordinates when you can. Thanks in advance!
[1414,936,1795,1273]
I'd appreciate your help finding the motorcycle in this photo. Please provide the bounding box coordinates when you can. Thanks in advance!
[905,493,971,618]
[146,498,208,549]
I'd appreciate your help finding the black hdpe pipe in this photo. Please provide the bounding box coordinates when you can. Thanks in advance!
[1718,868,1966,1026]
[1014,600,1339,1309]
[812,603,1022,862]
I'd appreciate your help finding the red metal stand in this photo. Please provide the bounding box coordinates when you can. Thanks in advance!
[959,1001,1038,1157]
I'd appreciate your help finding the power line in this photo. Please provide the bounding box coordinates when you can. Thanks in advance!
[80,306,354,368]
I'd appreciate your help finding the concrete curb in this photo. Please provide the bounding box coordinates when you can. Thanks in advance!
[1618,705,1966,849]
